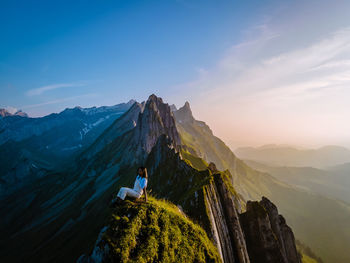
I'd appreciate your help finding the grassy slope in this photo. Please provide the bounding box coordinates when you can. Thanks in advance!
[103,197,221,263]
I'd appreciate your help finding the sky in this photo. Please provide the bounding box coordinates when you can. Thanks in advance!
[1,0,350,149]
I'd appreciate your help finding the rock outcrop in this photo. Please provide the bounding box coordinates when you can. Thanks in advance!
[239,197,301,263]
[204,164,250,263]
[173,101,195,123]
[132,94,180,156]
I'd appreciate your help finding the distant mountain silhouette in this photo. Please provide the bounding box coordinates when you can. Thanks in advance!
[236,145,350,168]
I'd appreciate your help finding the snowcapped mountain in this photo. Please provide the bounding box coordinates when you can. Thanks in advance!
[0,108,28,118]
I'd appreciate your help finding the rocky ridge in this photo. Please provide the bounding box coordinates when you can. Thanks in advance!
[80,95,301,263]
[1,95,303,263]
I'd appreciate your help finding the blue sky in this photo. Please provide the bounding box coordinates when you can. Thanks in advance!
[1,0,265,113]
[1,0,350,148]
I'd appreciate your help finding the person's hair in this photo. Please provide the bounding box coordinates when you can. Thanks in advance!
[137,166,148,178]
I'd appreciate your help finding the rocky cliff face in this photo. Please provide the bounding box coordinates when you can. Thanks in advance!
[173,101,195,123]
[240,197,301,263]
[81,101,144,160]
[212,172,250,263]
[131,94,180,159]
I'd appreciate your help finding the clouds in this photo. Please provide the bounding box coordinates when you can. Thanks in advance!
[185,25,350,148]
[207,27,350,98]
[22,93,97,109]
[237,27,350,105]
[26,82,86,96]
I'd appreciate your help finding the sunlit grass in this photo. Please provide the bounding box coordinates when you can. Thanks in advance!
[103,196,221,263]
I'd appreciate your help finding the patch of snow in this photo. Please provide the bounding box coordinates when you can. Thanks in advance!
[82,126,91,135]
[5,106,17,114]
[62,144,82,151]
[92,117,105,127]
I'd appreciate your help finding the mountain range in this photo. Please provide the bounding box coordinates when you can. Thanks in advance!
[0,100,135,199]
[1,95,342,263]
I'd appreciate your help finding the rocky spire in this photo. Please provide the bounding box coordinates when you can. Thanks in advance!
[131,94,181,159]
[173,101,195,123]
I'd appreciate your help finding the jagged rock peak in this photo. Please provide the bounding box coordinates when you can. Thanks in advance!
[169,104,177,112]
[240,197,301,263]
[14,110,28,117]
[173,101,195,123]
[132,94,181,154]
[0,108,28,118]
[0,108,12,117]
[126,99,137,105]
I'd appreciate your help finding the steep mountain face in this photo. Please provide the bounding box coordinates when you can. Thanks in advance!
[1,95,302,263]
[129,94,180,162]
[173,102,348,263]
[240,197,300,263]
[204,166,250,263]
[0,101,134,199]
[81,101,144,160]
